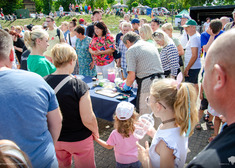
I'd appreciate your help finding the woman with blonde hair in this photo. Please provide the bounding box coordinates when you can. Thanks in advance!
[162,23,184,68]
[152,31,180,78]
[137,76,198,168]
[139,24,154,43]
[45,43,99,168]
[24,29,56,77]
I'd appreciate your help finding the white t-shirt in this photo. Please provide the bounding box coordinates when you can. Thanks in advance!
[184,33,201,69]
[203,22,210,31]
[66,34,77,48]
[180,30,188,49]
[59,7,63,12]
[149,127,188,168]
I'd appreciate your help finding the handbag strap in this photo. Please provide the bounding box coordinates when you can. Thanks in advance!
[54,75,74,94]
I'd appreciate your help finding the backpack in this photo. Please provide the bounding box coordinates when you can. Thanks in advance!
[56,28,61,41]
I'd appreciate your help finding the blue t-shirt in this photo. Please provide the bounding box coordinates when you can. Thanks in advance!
[0,69,59,168]
[200,30,224,57]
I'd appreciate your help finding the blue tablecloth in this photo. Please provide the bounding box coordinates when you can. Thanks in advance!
[77,75,137,121]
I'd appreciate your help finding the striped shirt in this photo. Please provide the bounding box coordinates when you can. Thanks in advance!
[160,43,179,77]
[119,40,128,69]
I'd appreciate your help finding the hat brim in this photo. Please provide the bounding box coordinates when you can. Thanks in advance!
[182,25,190,27]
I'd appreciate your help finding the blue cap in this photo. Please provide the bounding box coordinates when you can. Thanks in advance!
[131,18,140,24]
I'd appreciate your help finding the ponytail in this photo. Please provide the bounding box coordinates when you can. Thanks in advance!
[174,83,198,137]
[23,29,48,49]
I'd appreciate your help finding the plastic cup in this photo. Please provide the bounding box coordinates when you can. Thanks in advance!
[108,68,116,82]
[133,114,154,139]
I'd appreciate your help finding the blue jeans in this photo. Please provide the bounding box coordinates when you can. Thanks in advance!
[116,161,141,168]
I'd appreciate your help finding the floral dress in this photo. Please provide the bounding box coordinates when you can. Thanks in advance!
[75,36,96,76]
[89,34,115,66]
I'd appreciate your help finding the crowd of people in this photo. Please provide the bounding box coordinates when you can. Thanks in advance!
[0,7,235,168]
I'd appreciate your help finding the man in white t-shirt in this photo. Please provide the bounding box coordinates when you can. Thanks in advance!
[59,5,64,17]
[180,14,191,49]
[183,19,201,91]
[203,17,210,32]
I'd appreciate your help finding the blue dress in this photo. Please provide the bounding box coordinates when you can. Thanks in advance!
[75,36,96,76]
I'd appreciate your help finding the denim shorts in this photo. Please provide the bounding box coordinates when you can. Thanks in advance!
[116,161,141,168]
[185,68,200,84]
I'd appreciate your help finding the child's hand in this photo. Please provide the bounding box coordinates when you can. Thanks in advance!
[92,133,99,141]
[136,141,151,168]
[146,126,156,138]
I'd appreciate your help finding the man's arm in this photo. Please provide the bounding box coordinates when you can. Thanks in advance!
[184,47,198,77]
[47,108,62,144]
[126,71,135,86]
[202,28,216,52]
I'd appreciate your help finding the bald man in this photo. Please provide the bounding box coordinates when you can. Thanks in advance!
[220,16,230,30]
[187,29,235,167]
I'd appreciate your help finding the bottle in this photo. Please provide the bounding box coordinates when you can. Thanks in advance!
[133,114,154,139]
[97,72,103,81]
[92,77,97,87]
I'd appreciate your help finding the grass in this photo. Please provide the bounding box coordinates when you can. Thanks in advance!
[0,14,179,34]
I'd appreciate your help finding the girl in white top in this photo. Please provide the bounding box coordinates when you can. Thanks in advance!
[137,73,198,168]
[66,18,78,48]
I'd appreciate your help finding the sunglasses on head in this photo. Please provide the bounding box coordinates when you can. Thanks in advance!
[152,32,163,38]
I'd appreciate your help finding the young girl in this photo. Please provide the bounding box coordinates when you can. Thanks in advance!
[24,29,56,77]
[94,102,141,168]
[137,75,198,168]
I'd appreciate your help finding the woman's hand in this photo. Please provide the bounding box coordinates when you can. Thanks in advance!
[95,50,103,55]
[136,141,151,168]
[89,61,95,70]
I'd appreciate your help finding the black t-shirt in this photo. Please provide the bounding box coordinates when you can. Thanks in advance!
[20,49,30,70]
[45,75,91,142]
[14,38,25,62]
[187,123,235,168]
[86,23,94,38]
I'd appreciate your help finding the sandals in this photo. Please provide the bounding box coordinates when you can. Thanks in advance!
[208,134,217,142]
[195,123,202,130]
[207,121,214,130]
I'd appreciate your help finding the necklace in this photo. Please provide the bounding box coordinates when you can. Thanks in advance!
[162,118,175,124]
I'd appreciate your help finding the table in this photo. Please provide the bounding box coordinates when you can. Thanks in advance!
[76,75,137,121]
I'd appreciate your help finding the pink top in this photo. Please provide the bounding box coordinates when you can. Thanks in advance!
[89,34,115,66]
[107,130,139,164]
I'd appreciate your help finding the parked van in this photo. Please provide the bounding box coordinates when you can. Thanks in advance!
[152,7,170,16]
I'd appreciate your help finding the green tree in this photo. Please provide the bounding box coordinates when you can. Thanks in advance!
[126,0,135,10]
[41,0,52,14]
[131,1,138,7]
[0,0,23,14]
[95,0,108,10]
[143,0,151,6]
[107,0,115,5]
[120,0,124,4]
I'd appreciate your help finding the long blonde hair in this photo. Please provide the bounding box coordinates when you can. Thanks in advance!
[114,111,138,138]
[150,78,198,137]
